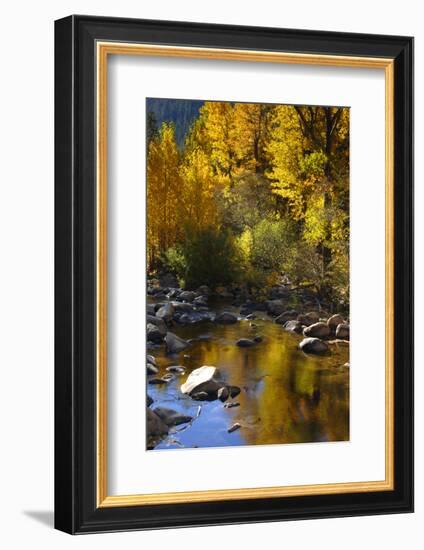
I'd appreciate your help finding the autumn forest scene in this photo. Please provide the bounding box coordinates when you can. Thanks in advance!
[146,98,350,451]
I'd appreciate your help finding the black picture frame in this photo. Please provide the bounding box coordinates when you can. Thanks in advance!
[55,15,414,534]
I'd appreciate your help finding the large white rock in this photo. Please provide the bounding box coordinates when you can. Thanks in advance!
[181,366,220,395]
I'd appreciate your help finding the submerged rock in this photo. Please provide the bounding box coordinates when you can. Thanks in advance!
[165,331,189,354]
[275,310,298,324]
[283,320,303,334]
[178,311,214,324]
[228,422,241,433]
[148,377,170,385]
[152,407,193,427]
[147,408,169,437]
[303,322,331,339]
[236,338,257,347]
[224,402,240,409]
[214,311,238,324]
[147,362,159,375]
[166,365,186,374]
[299,337,329,354]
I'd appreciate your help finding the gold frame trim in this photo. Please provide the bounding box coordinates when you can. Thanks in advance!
[96,42,395,508]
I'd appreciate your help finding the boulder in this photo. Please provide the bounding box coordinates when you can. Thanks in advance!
[147,323,164,344]
[165,331,189,354]
[266,299,287,316]
[166,365,186,374]
[155,302,174,323]
[217,386,229,402]
[147,303,156,316]
[181,366,221,395]
[236,338,257,347]
[193,295,208,307]
[191,391,209,401]
[228,385,241,398]
[152,407,192,427]
[297,311,320,326]
[253,336,263,343]
[180,366,240,401]
[170,301,193,313]
[146,354,157,365]
[178,290,196,302]
[275,310,298,324]
[299,337,329,354]
[147,362,159,375]
[178,311,214,324]
[283,320,303,334]
[303,322,331,339]
[335,323,350,339]
[167,288,181,300]
[148,286,164,296]
[148,377,169,385]
[146,314,167,335]
[146,407,169,437]
[214,311,238,324]
[327,314,345,331]
[147,394,153,407]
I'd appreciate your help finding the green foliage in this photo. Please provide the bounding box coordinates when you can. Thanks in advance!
[250,218,293,272]
[216,173,277,232]
[163,227,243,290]
[162,246,186,284]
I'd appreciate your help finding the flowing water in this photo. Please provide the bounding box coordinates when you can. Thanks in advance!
[147,302,349,451]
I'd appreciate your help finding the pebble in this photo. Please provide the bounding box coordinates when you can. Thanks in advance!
[228,422,242,433]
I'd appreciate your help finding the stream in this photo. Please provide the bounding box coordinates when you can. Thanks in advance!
[147,298,349,450]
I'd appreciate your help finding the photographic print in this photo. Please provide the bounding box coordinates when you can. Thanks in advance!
[146,98,350,451]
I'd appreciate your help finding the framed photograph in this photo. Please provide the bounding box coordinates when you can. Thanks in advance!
[54,15,414,533]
